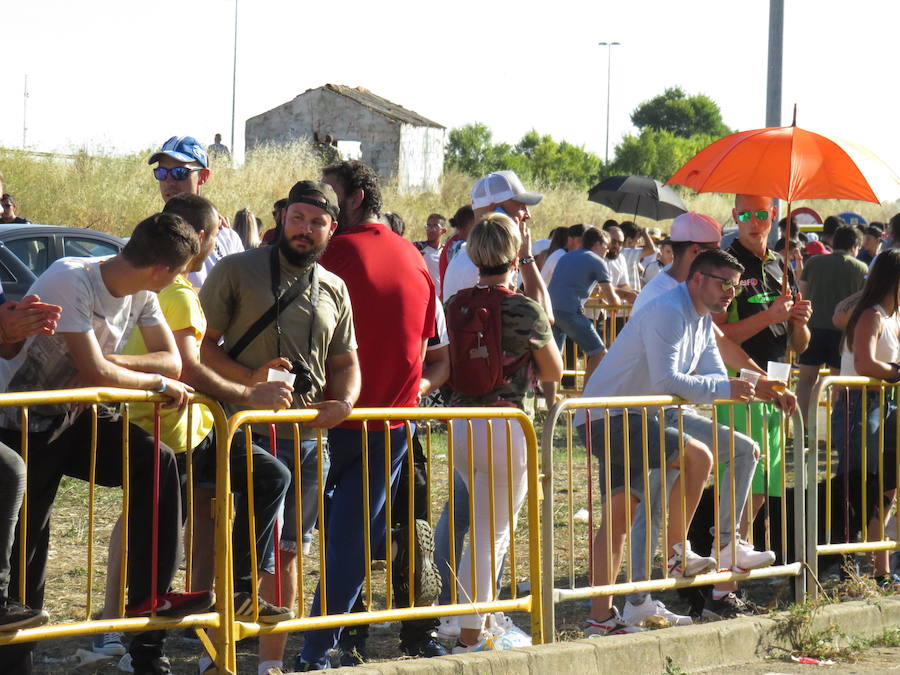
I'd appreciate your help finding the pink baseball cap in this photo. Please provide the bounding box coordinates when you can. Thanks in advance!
[664,212,722,245]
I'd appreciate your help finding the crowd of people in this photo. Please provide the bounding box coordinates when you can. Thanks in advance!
[0,136,897,674]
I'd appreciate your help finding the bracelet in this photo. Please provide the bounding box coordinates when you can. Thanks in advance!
[155,375,167,393]
[519,256,535,265]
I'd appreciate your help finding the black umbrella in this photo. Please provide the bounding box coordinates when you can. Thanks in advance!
[587,174,687,221]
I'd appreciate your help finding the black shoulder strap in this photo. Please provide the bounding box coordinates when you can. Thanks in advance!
[226,247,318,360]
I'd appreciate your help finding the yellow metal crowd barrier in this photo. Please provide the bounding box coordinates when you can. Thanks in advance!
[805,376,900,597]
[0,388,229,668]
[540,395,807,636]
[0,394,546,673]
[222,408,543,652]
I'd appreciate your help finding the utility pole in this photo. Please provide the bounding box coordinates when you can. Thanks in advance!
[22,75,29,149]
[598,41,621,173]
[765,0,784,128]
[231,0,238,155]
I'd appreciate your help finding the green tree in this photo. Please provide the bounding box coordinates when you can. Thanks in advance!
[444,125,602,188]
[610,128,717,182]
[631,86,731,139]
[444,123,495,176]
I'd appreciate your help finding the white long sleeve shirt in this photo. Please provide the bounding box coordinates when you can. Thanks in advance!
[575,282,730,426]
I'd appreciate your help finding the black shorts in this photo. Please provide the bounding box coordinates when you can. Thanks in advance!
[578,412,680,499]
[798,327,842,369]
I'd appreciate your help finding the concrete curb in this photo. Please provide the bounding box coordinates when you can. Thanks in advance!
[286,597,900,674]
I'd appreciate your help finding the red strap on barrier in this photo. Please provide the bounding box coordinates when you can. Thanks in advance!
[269,423,282,607]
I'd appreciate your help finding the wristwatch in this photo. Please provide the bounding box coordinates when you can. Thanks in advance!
[519,256,536,265]
[155,374,167,393]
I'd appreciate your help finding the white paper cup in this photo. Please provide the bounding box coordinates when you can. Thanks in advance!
[267,368,296,386]
[767,361,791,383]
[739,368,761,386]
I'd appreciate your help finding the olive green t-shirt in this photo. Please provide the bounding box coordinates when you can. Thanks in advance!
[200,246,356,438]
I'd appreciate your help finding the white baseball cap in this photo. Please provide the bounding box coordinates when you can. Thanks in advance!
[665,212,722,244]
[471,171,543,209]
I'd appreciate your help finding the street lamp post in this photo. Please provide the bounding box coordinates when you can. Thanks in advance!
[598,41,621,172]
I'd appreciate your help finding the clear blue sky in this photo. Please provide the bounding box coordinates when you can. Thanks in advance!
[3,1,899,198]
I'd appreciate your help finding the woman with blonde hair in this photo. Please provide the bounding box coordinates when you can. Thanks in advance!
[233,207,261,248]
[445,213,562,652]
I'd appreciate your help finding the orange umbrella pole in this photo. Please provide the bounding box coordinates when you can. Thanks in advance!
[782,201,792,295]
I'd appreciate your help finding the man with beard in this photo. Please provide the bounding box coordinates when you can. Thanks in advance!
[200,181,360,674]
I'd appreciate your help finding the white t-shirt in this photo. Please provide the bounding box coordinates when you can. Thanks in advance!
[620,247,644,290]
[541,248,566,285]
[420,243,443,297]
[188,225,245,289]
[0,256,165,431]
[532,238,551,256]
[442,243,479,301]
[631,269,678,316]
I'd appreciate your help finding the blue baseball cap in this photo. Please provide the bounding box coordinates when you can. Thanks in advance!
[148,136,209,169]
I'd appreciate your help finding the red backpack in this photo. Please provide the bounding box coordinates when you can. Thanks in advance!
[446,285,526,398]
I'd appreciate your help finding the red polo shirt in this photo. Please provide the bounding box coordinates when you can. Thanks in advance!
[320,222,436,426]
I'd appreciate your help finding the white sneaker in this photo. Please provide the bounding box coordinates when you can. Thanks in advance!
[486,612,516,636]
[667,541,717,577]
[583,607,645,637]
[718,539,776,573]
[451,633,497,654]
[117,653,134,673]
[437,616,460,640]
[622,595,692,627]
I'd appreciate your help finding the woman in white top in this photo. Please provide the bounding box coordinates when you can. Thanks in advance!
[831,248,900,584]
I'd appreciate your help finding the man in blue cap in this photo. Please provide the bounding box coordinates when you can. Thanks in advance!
[148,136,244,288]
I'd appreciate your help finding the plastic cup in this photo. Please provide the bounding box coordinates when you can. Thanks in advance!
[739,368,761,386]
[267,368,296,386]
[767,361,791,383]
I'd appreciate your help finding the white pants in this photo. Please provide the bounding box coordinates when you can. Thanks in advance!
[451,418,528,631]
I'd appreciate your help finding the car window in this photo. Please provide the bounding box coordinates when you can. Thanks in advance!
[63,236,119,259]
[0,260,15,284]
[6,237,50,276]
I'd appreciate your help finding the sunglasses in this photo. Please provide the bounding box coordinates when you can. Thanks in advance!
[153,166,199,181]
[702,272,743,295]
[736,209,770,222]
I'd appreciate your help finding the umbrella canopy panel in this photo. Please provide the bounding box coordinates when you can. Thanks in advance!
[587,174,687,221]
[666,126,895,203]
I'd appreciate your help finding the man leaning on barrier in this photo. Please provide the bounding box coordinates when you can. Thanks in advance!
[200,180,360,674]
[0,213,214,675]
[575,249,773,637]
[623,213,795,626]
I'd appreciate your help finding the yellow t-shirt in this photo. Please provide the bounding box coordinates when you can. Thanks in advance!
[123,275,214,453]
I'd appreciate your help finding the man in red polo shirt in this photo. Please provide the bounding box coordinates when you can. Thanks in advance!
[294,161,438,671]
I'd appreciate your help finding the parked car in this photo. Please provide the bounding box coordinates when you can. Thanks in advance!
[0,224,126,301]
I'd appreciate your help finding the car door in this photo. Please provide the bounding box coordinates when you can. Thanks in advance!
[61,233,122,260]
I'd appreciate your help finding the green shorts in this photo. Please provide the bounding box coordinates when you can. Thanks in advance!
[715,400,783,496]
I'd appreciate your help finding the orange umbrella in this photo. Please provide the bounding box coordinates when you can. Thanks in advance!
[666,121,900,290]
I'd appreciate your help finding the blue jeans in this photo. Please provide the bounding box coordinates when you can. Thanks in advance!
[434,471,469,605]
[252,434,329,569]
[297,426,410,669]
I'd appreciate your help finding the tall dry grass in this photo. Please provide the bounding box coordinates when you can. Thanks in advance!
[1,144,897,240]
